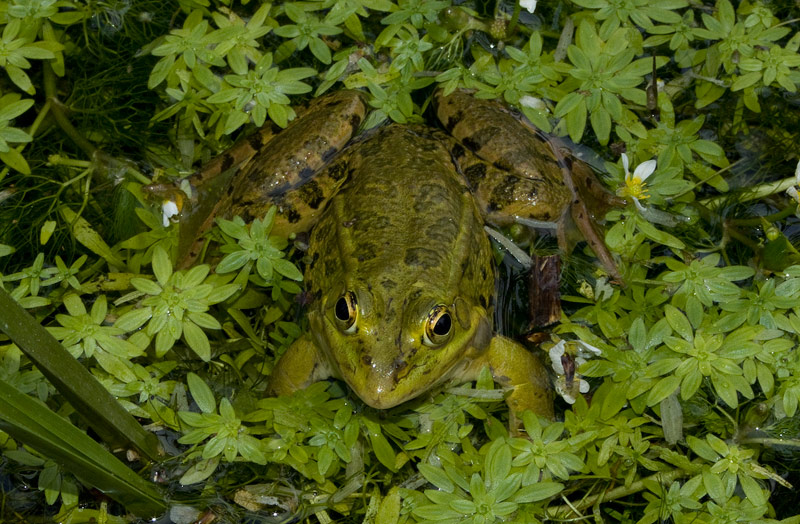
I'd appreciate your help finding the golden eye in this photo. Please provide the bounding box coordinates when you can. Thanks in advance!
[334,291,358,334]
[423,305,452,346]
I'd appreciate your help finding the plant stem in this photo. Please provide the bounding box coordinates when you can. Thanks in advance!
[740,437,800,448]
[699,176,797,210]
[506,1,522,37]
[726,205,796,227]
[546,468,689,518]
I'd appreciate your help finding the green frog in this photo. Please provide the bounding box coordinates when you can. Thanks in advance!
[177,89,620,421]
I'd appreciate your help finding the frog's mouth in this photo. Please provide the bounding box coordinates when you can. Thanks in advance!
[342,345,472,410]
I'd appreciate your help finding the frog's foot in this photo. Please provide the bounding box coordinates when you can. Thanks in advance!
[468,335,554,432]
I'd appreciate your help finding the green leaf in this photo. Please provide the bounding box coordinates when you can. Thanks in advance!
[419,463,454,491]
[485,439,512,487]
[565,98,587,143]
[512,482,564,502]
[702,468,727,503]
[665,305,693,341]
[151,247,172,286]
[0,98,34,121]
[115,308,152,331]
[272,258,303,281]
[369,429,397,471]
[186,373,216,414]
[739,473,766,506]
[131,278,162,296]
[646,375,681,406]
[183,321,211,361]
[0,148,31,174]
[59,206,126,268]
[0,379,165,517]
[179,457,220,485]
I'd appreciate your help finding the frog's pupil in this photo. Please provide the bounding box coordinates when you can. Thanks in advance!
[433,313,451,336]
[335,297,350,321]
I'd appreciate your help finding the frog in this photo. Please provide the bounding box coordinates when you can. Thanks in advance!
[174,89,622,422]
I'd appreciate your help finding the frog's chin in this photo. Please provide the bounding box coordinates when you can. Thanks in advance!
[347,377,423,409]
[347,363,463,409]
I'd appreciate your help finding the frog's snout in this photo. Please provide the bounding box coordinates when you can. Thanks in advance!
[347,341,424,409]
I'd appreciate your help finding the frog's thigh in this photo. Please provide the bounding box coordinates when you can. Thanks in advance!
[268,334,332,397]
[474,335,554,420]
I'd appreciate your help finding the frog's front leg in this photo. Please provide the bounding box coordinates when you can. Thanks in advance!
[267,334,334,397]
[468,335,554,424]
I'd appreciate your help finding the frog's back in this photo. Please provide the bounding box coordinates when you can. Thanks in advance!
[307,125,494,303]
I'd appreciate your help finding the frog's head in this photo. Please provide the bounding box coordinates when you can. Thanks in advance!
[309,281,493,409]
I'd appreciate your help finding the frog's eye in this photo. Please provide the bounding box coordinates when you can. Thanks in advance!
[423,305,452,346]
[334,291,358,334]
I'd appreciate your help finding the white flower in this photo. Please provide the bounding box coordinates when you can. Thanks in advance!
[548,340,602,404]
[619,153,657,212]
[161,200,179,227]
[520,0,537,14]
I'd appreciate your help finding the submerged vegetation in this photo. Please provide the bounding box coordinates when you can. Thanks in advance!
[1,0,800,522]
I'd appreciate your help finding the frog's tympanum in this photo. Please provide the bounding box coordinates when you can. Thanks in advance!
[178,90,621,422]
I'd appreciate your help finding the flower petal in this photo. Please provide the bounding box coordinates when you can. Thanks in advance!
[621,153,630,176]
[520,0,537,13]
[633,159,657,181]
[576,340,603,357]
[162,200,179,227]
[549,341,566,374]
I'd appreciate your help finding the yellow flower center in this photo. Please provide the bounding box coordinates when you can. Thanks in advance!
[623,176,650,201]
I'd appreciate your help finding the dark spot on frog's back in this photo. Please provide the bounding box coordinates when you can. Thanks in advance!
[220,154,235,172]
[404,247,441,269]
[353,214,390,232]
[356,242,377,262]
[463,164,487,188]
[492,159,513,171]
[248,133,265,151]
[298,180,324,209]
[413,182,449,212]
[349,113,362,130]
[462,126,499,152]
[425,216,458,243]
[361,355,372,367]
[286,206,301,223]
[490,175,519,206]
[450,143,465,160]
[381,278,396,290]
[327,161,348,181]
[442,109,463,132]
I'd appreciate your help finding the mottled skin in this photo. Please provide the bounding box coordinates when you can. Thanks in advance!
[276,124,552,415]
[180,90,620,420]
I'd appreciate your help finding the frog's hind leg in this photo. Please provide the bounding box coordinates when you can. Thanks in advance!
[178,90,368,266]
[436,90,623,281]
